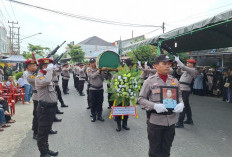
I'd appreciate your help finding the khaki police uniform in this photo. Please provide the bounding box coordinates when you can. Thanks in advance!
[138,72,182,157]
[36,69,57,156]
[87,67,105,121]
[86,66,91,109]
[73,65,80,91]
[78,66,86,95]
[176,59,196,125]
[61,66,70,94]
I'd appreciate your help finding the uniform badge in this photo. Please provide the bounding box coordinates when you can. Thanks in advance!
[154,89,160,94]
[171,78,176,85]
[87,69,91,72]
[153,82,159,86]
[30,75,35,79]
[39,76,44,80]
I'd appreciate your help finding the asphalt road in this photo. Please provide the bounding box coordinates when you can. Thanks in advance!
[6,79,232,157]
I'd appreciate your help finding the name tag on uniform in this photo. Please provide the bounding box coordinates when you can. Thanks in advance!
[154,89,160,94]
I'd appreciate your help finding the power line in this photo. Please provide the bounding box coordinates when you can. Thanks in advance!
[7,0,162,28]
[9,0,18,21]
[1,0,12,20]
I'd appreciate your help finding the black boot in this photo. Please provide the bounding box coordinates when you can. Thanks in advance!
[97,112,104,122]
[184,120,194,125]
[116,118,121,132]
[48,150,58,156]
[40,153,51,157]
[49,129,57,134]
[122,117,130,130]
[54,116,62,122]
[61,104,68,107]
[80,92,85,96]
[175,122,184,128]
[56,110,64,114]
[86,106,91,109]
[33,133,37,140]
[91,115,96,122]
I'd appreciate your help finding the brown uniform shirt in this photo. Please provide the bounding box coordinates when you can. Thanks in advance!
[138,73,183,126]
[73,66,80,78]
[87,67,104,90]
[27,71,38,101]
[79,67,86,81]
[35,70,57,103]
[62,67,70,80]
[52,70,59,86]
[176,60,196,91]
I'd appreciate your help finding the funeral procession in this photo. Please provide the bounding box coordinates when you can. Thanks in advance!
[1,0,232,157]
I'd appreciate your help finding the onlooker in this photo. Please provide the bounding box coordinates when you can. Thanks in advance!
[23,70,32,104]
[193,70,204,96]
[3,63,13,81]
[0,97,15,123]
[6,76,17,88]
[0,108,11,131]
[207,69,214,95]
[0,66,4,82]
[17,75,25,88]
[227,71,232,102]
[222,71,229,101]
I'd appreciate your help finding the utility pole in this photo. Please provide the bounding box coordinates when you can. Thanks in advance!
[162,22,165,33]
[8,21,20,55]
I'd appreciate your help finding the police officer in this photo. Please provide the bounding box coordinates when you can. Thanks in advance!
[138,54,184,157]
[61,63,70,94]
[175,56,196,128]
[25,59,38,140]
[86,65,91,110]
[53,65,68,108]
[87,58,105,122]
[35,58,58,157]
[78,63,86,96]
[73,63,79,91]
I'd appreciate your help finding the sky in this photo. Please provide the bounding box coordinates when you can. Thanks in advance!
[1,0,232,55]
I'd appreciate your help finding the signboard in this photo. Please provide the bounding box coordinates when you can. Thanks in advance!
[111,106,136,116]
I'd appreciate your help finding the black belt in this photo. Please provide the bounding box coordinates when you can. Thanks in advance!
[39,101,57,108]
[53,81,58,83]
[33,90,37,93]
[179,82,191,86]
[89,84,103,89]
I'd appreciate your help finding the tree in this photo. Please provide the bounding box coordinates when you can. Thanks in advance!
[127,45,158,65]
[67,44,85,62]
[23,43,50,59]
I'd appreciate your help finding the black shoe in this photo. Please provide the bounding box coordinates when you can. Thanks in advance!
[90,114,93,117]
[80,93,85,96]
[122,125,130,130]
[91,116,96,122]
[54,117,62,122]
[86,106,91,109]
[97,117,105,122]
[56,110,64,114]
[116,127,121,132]
[33,134,37,140]
[49,130,57,134]
[64,92,69,95]
[175,123,184,128]
[61,104,68,108]
[40,153,51,157]
[184,120,194,125]
[48,150,58,156]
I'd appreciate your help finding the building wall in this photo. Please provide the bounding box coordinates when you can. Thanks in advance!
[0,27,7,54]
[80,44,116,57]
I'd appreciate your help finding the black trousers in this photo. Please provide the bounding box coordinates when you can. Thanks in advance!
[87,84,91,107]
[74,77,79,89]
[89,89,104,117]
[62,78,69,93]
[115,115,128,126]
[178,91,192,124]
[78,80,85,94]
[147,122,175,157]
[32,100,39,135]
[37,104,56,155]
[55,85,64,105]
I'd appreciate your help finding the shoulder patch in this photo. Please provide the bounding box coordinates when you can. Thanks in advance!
[30,75,35,79]
[87,69,91,72]
[39,76,44,80]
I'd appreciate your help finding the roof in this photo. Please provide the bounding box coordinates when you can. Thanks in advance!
[0,55,26,63]
[79,36,113,46]
[123,9,232,53]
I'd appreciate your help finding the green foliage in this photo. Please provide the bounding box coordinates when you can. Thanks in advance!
[67,44,85,62]
[14,71,23,80]
[23,43,50,59]
[127,45,158,65]
[107,65,142,106]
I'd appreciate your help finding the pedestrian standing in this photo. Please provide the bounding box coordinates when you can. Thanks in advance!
[61,63,70,95]
[138,54,184,157]
[23,69,33,104]
[87,58,105,122]
[25,59,39,140]
[35,58,58,157]
[175,57,196,128]
[78,63,86,96]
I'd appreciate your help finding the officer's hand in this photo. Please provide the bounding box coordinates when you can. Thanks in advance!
[174,56,180,62]
[46,63,54,71]
[153,103,168,113]
[173,103,184,113]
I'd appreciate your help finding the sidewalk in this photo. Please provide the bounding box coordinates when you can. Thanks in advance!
[0,102,33,157]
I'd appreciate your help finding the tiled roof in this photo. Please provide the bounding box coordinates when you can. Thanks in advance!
[79,36,113,46]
